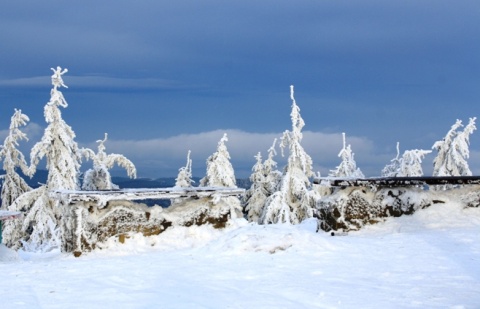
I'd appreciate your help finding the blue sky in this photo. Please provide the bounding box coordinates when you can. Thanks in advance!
[1,1,480,178]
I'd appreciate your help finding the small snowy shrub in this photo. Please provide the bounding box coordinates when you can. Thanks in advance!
[81,133,136,190]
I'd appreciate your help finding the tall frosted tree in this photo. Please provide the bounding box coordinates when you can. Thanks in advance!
[0,109,32,210]
[329,132,364,178]
[28,67,82,190]
[81,133,137,190]
[200,133,236,188]
[432,117,476,176]
[261,86,318,224]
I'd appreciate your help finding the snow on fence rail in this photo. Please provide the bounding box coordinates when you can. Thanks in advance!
[51,187,245,207]
[314,176,480,187]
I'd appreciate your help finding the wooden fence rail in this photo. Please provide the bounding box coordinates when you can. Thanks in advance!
[313,176,480,187]
[51,187,245,207]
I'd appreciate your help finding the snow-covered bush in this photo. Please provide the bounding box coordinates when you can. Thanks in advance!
[329,132,364,178]
[81,133,136,190]
[0,109,32,210]
[432,117,476,176]
[260,86,319,224]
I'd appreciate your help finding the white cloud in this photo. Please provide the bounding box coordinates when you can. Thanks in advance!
[0,121,43,143]
[0,75,189,91]
[0,76,49,88]
[23,122,43,141]
[81,129,381,178]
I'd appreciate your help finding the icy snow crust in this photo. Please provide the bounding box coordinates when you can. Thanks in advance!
[1,201,479,308]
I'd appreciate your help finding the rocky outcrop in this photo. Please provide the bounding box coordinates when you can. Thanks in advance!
[316,186,437,232]
[61,197,236,257]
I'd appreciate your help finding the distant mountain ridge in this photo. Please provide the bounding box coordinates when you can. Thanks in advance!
[14,170,252,190]
[111,176,252,190]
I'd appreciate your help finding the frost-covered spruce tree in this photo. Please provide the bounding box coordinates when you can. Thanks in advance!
[200,133,236,188]
[260,86,319,224]
[2,186,48,249]
[175,150,194,188]
[243,152,268,222]
[19,186,61,252]
[244,139,282,223]
[263,138,282,195]
[397,149,431,177]
[382,142,401,177]
[200,133,242,218]
[432,117,477,176]
[449,117,476,176]
[81,133,136,190]
[0,109,32,210]
[329,132,364,178]
[29,67,82,190]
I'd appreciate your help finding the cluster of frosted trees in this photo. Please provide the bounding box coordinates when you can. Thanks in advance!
[0,67,138,251]
[0,68,477,251]
[242,88,477,224]
[0,67,244,251]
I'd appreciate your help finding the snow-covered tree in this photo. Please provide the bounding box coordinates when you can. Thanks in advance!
[432,117,477,176]
[382,142,401,177]
[20,186,61,252]
[329,132,364,178]
[175,150,194,188]
[200,133,242,218]
[382,143,431,177]
[260,86,319,224]
[171,150,195,205]
[449,117,476,176]
[200,133,236,188]
[2,185,62,251]
[81,133,137,190]
[5,67,80,252]
[0,109,32,210]
[28,67,82,190]
[397,149,431,177]
[263,138,282,194]
[243,153,268,222]
[244,139,282,223]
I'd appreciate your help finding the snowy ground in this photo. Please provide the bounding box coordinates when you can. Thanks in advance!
[0,201,479,309]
